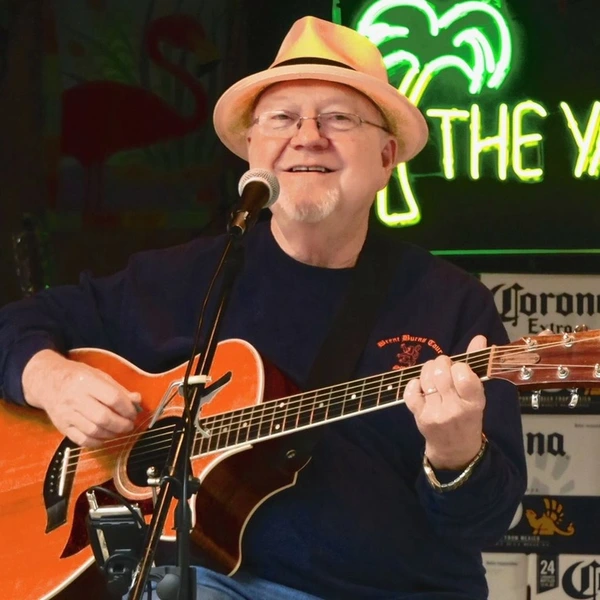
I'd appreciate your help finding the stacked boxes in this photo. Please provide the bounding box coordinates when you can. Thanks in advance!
[484,553,600,599]
[484,408,600,599]
[480,273,600,598]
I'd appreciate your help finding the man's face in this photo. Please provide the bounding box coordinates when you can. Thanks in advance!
[246,80,398,225]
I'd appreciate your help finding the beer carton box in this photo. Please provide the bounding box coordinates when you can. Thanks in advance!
[480,273,600,340]
[488,414,600,554]
[529,554,600,599]
[483,553,528,600]
[523,414,600,496]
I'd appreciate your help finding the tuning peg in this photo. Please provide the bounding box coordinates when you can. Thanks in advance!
[568,388,579,409]
[520,366,533,380]
[575,324,589,332]
[530,390,540,410]
[523,336,538,348]
[562,333,575,347]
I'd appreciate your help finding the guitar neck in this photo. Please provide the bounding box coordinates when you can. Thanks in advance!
[191,348,492,457]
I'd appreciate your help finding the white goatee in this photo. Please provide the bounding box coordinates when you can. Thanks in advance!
[276,187,340,223]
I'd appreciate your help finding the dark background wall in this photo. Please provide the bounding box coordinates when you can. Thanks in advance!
[0,0,332,307]
[0,0,598,309]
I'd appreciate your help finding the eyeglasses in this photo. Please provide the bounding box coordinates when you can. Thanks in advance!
[251,110,391,137]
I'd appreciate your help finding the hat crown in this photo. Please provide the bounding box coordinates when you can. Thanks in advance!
[270,17,389,84]
[212,15,428,164]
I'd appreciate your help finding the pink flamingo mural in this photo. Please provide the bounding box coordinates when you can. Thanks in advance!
[60,14,219,213]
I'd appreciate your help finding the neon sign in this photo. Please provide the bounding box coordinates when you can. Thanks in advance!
[351,0,599,227]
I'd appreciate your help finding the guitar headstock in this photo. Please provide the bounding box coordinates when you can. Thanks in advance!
[489,329,600,391]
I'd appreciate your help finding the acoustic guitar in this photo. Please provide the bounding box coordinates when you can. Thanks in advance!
[1,330,599,599]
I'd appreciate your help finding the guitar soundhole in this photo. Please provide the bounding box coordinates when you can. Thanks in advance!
[126,416,180,487]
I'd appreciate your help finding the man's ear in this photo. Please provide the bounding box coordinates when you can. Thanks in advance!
[381,136,398,172]
[376,136,398,190]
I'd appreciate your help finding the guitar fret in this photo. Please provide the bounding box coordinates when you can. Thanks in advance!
[255,404,266,439]
[359,378,377,410]
[229,407,243,447]
[284,398,301,431]
[271,401,287,435]
[380,376,399,406]
[192,427,203,456]
[297,391,314,428]
[259,402,277,438]
[326,385,342,419]
[206,416,220,453]
[343,383,360,416]
[214,412,231,450]
[236,406,253,444]
[196,431,206,455]
[311,391,328,424]
[197,415,215,454]
[247,405,262,441]
[223,410,240,449]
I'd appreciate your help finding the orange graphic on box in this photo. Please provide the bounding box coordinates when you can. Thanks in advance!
[525,497,575,536]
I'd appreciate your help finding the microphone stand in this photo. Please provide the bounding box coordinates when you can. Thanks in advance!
[128,232,245,600]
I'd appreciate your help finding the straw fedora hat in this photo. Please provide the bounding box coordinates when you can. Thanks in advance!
[213,16,428,164]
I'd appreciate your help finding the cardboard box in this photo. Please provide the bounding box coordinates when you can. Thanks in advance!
[483,553,529,600]
[487,413,600,554]
[529,554,600,598]
[491,495,600,554]
[522,414,600,496]
[480,273,600,340]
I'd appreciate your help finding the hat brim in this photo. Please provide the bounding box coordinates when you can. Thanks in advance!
[213,64,429,164]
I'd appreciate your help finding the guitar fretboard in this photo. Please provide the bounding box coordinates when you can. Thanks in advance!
[191,348,491,456]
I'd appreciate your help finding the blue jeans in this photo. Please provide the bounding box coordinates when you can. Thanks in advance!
[127,566,323,600]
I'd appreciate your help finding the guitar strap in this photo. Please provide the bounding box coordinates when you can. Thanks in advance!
[286,229,400,457]
[304,229,399,391]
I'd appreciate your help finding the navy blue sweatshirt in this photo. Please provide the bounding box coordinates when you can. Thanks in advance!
[0,223,526,599]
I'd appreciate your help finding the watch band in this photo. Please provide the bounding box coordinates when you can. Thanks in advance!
[422,433,489,493]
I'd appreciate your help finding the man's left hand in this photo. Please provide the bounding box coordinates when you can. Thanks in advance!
[403,335,487,470]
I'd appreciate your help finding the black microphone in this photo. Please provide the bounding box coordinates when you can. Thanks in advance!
[228,169,280,238]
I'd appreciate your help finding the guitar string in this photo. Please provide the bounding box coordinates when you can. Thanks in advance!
[65,349,499,470]
[51,335,600,478]
[97,333,598,459]
[68,348,493,452]
[60,336,600,474]
[61,388,600,480]
[68,360,599,478]
[0,338,587,483]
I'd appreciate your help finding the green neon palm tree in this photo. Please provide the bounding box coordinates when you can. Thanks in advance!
[355,0,514,226]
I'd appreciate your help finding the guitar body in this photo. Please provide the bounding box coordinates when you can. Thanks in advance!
[0,398,95,599]
[0,339,303,600]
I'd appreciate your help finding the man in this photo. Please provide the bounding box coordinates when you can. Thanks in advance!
[0,16,526,600]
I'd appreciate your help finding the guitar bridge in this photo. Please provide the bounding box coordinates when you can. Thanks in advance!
[43,438,79,532]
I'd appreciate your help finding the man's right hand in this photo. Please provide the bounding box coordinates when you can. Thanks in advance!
[22,349,141,448]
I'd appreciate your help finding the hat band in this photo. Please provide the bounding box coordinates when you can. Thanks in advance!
[273,57,356,71]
